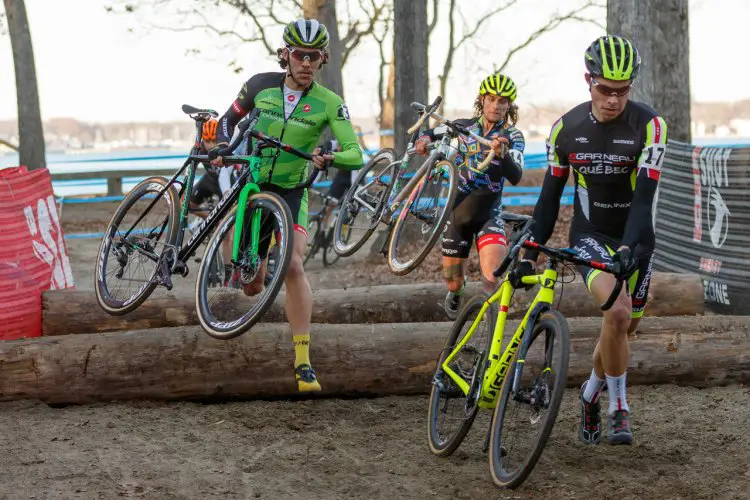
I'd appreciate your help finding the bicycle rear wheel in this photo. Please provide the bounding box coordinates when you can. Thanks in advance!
[427,295,494,457]
[322,222,342,267]
[387,159,457,276]
[195,192,294,340]
[333,148,396,257]
[489,309,571,489]
[94,176,180,315]
[303,216,322,265]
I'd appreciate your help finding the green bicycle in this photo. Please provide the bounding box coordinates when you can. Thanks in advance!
[427,212,627,489]
[95,106,321,339]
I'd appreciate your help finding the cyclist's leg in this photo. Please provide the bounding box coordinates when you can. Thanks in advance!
[442,190,473,291]
[573,232,634,443]
[322,168,350,230]
[272,186,320,391]
[476,196,508,293]
[628,244,655,333]
[189,173,217,218]
[441,191,475,319]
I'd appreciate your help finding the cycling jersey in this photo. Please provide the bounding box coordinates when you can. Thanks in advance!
[217,72,363,189]
[529,100,668,253]
[422,117,524,193]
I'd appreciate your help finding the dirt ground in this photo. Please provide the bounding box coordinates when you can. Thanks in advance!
[1,387,749,499]
[3,200,744,498]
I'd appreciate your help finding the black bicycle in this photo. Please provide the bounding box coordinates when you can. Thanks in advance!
[94,105,323,339]
[303,186,347,267]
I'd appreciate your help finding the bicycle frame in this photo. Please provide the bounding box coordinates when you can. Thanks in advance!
[351,133,453,224]
[440,267,558,410]
[118,141,269,276]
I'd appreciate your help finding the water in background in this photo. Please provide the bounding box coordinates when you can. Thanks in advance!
[0,137,747,197]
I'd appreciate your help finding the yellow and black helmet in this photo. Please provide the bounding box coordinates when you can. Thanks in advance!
[584,35,641,81]
[282,18,330,50]
[479,73,517,102]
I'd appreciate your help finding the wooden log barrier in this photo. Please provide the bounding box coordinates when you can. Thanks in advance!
[4,315,749,404]
[42,272,705,335]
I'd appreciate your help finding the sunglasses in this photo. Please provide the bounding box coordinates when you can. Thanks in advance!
[288,47,325,63]
[590,77,632,97]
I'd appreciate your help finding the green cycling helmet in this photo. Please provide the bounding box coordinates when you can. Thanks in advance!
[479,73,517,102]
[584,34,641,81]
[283,18,330,50]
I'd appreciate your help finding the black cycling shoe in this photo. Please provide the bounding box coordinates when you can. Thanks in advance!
[607,409,633,445]
[578,382,602,445]
[443,279,466,320]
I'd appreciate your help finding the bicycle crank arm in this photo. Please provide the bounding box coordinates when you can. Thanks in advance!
[154,256,174,291]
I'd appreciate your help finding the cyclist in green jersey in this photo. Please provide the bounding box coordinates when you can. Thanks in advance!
[209,18,364,392]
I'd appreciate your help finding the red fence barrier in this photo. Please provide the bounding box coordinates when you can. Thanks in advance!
[0,166,74,339]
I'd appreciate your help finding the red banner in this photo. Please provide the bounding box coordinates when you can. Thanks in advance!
[0,166,74,339]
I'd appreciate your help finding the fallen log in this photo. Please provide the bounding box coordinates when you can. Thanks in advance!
[42,272,705,335]
[4,315,749,404]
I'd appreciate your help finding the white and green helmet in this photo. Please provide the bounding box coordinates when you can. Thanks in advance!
[283,19,330,50]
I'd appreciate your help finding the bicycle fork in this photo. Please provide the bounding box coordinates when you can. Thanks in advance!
[232,182,262,274]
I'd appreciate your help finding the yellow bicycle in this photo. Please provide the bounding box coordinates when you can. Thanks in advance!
[427,212,627,489]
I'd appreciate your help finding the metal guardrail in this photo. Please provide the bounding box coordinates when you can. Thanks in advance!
[49,150,549,197]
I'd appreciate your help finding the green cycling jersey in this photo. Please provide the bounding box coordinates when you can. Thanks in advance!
[216,71,363,188]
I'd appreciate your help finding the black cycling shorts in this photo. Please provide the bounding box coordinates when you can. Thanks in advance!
[327,168,352,202]
[191,172,221,206]
[570,230,654,318]
[441,188,507,259]
[254,183,308,259]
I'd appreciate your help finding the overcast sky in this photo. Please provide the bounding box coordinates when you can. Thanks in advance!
[0,0,741,123]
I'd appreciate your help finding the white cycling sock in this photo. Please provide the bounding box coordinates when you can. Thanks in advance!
[582,369,605,403]
[606,372,629,414]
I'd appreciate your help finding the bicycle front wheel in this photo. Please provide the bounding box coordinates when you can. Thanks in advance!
[387,159,458,276]
[94,176,179,315]
[427,295,494,457]
[333,148,396,257]
[489,309,571,489]
[195,192,294,340]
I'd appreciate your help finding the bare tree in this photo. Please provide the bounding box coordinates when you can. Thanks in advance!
[3,0,45,169]
[608,0,690,141]
[419,1,605,112]
[394,0,427,154]
[492,2,604,73]
[108,0,386,74]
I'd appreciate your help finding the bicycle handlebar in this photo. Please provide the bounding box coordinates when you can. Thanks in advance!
[406,96,443,135]
[492,221,627,311]
[407,100,505,172]
[198,108,324,190]
[428,111,506,172]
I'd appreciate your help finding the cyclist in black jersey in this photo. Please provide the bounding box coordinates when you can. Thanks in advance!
[415,73,524,319]
[511,35,667,445]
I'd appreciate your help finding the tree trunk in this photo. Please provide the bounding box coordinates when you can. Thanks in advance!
[3,0,46,170]
[394,0,428,154]
[304,0,344,99]
[42,273,705,336]
[3,315,749,404]
[607,0,690,142]
[379,58,396,149]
